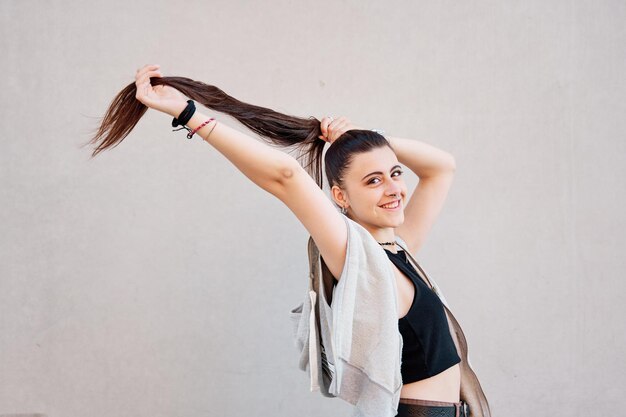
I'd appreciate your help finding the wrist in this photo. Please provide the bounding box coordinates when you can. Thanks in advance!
[185,112,209,131]
[178,111,218,140]
[168,99,218,140]
[167,101,190,118]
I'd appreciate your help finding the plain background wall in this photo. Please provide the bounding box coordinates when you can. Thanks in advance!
[1,1,625,416]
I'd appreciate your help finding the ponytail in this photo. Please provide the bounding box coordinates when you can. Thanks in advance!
[84,76,328,188]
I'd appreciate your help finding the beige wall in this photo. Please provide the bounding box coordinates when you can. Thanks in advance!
[1,0,624,416]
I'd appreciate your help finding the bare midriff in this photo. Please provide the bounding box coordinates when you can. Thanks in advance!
[400,363,461,402]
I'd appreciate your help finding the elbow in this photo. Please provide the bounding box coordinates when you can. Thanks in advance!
[266,157,301,196]
[449,155,457,172]
[279,164,297,182]
[276,157,300,185]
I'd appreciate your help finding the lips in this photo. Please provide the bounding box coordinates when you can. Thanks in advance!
[379,199,401,209]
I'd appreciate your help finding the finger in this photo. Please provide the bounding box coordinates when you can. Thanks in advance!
[328,117,340,132]
[136,64,157,77]
[335,119,349,132]
[136,67,160,82]
[135,77,149,93]
[144,69,162,80]
[330,119,349,141]
[325,116,337,135]
[321,117,330,137]
[320,132,331,142]
[333,117,344,126]
[327,125,334,142]
[336,119,350,136]
[135,78,153,99]
[137,69,162,85]
[136,64,160,80]
[326,117,336,136]
[334,116,349,128]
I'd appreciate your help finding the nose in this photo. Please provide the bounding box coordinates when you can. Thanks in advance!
[386,183,402,198]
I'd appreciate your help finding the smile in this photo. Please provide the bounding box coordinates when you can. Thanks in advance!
[379,199,401,210]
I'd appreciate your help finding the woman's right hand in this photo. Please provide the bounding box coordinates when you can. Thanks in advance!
[135,64,188,118]
[318,116,363,144]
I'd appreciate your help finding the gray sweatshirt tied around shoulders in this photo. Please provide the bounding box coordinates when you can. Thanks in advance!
[289,215,491,417]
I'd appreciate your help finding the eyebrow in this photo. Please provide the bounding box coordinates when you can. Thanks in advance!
[361,165,402,181]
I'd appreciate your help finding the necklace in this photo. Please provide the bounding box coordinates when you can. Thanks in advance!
[378,240,407,261]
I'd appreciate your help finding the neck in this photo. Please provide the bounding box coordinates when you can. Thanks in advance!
[360,223,398,252]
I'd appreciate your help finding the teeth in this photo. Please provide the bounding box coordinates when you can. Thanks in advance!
[381,200,399,209]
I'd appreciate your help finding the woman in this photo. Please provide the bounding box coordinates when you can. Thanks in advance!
[87,64,491,417]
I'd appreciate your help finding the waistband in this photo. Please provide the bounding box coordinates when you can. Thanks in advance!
[398,397,469,417]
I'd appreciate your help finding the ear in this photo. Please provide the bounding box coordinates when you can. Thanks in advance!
[330,185,348,208]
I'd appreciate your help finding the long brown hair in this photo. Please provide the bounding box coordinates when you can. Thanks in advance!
[84,75,390,190]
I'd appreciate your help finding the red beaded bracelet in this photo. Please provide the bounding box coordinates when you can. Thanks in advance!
[187,118,215,139]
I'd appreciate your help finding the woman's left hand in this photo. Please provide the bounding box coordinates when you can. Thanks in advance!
[318,116,364,144]
[134,64,189,117]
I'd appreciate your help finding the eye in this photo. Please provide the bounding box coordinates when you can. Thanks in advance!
[367,170,403,185]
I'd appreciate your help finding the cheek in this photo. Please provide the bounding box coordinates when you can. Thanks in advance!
[352,194,380,215]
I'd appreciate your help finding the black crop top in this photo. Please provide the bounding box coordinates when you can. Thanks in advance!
[385,249,461,383]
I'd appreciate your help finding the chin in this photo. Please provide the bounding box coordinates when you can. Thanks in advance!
[392,218,405,228]
[383,213,405,228]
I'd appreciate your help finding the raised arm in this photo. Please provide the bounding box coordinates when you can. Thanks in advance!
[177,105,349,280]
[271,160,348,281]
[135,65,292,192]
[135,64,348,280]
[178,107,296,194]
[385,135,456,255]
[187,111,348,281]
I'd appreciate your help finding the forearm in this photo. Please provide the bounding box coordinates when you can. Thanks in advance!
[385,135,456,178]
[184,110,294,192]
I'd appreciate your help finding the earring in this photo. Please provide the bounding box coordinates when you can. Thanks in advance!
[341,206,347,215]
